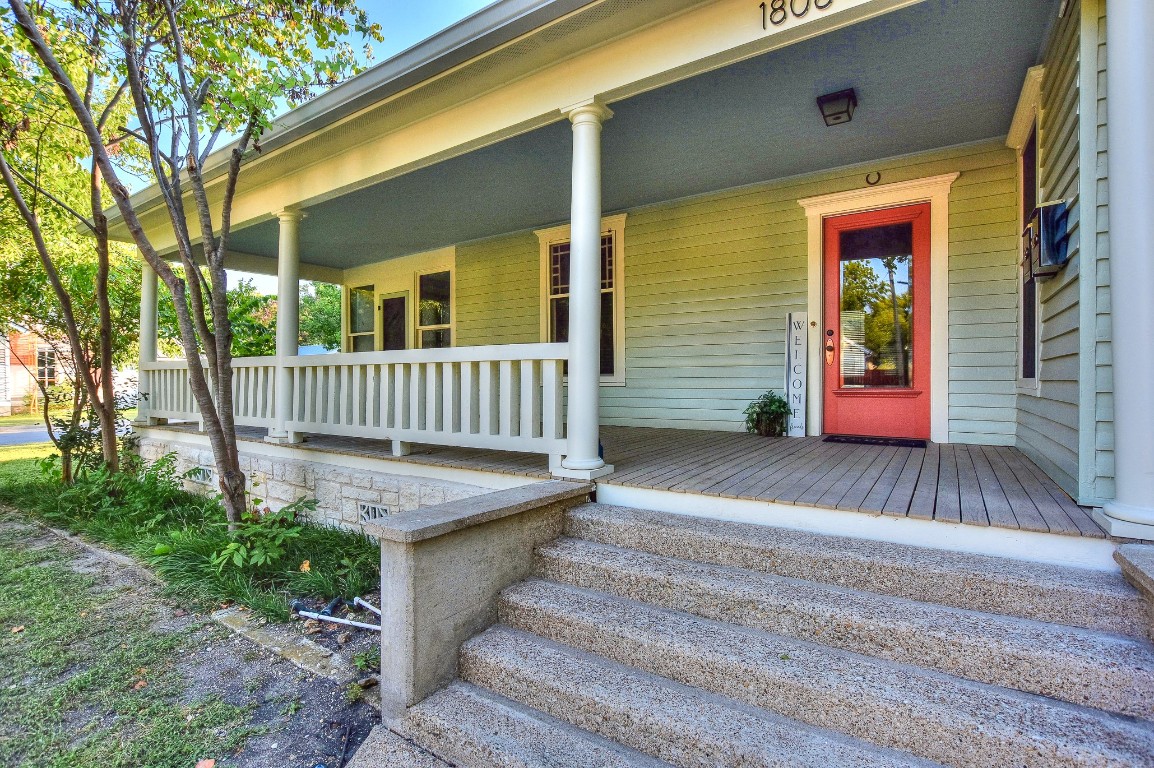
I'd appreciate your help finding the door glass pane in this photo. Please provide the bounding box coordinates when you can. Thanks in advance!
[351,334,374,353]
[839,222,914,388]
[382,296,406,351]
[350,285,374,334]
[418,271,450,326]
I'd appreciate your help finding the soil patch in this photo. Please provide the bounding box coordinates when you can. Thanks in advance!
[0,510,379,767]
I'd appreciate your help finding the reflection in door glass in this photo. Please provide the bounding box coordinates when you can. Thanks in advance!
[839,222,913,388]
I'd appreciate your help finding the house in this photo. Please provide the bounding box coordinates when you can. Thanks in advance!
[0,331,61,415]
[114,0,1154,764]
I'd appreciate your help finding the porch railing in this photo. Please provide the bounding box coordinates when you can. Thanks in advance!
[139,343,569,458]
[141,356,277,428]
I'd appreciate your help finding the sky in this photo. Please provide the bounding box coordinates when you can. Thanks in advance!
[238,0,496,294]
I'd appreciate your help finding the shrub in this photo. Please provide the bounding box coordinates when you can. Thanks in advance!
[0,449,379,621]
[743,390,792,437]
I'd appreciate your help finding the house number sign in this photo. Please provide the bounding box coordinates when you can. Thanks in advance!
[759,0,833,29]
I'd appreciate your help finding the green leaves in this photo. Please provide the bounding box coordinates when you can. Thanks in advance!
[210,497,311,575]
[299,281,341,350]
[157,275,277,357]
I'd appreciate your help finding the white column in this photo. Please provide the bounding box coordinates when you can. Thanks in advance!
[267,209,304,443]
[1099,0,1154,537]
[557,100,614,480]
[134,261,158,425]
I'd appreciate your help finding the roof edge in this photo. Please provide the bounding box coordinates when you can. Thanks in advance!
[111,0,599,224]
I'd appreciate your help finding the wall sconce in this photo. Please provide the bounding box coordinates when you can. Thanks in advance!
[816,89,858,126]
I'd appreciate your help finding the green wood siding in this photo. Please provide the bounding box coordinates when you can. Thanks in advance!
[1016,2,1088,500]
[455,231,540,347]
[452,141,1021,440]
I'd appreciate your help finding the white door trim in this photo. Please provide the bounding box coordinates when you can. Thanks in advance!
[798,172,960,443]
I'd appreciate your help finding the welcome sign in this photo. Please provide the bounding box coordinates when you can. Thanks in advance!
[785,312,808,437]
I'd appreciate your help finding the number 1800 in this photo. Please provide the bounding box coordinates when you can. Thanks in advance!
[760,0,833,29]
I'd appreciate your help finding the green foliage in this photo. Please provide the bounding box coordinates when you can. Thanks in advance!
[353,647,380,673]
[39,385,138,478]
[744,391,791,436]
[299,281,342,350]
[0,450,379,621]
[158,276,278,358]
[211,500,308,572]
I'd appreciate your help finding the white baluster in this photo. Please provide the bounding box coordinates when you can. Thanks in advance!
[520,359,540,439]
[442,362,458,433]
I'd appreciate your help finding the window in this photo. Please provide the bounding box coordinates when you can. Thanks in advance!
[416,270,451,349]
[1019,123,1040,386]
[347,285,375,352]
[537,214,626,384]
[36,348,56,386]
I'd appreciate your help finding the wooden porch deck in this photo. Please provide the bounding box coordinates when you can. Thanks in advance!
[189,424,1104,539]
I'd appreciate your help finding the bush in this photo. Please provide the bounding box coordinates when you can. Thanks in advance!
[743,390,792,437]
[0,451,379,621]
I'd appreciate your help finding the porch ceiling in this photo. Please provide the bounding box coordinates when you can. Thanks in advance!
[228,0,1059,272]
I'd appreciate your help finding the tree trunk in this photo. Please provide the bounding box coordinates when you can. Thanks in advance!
[91,163,119,471]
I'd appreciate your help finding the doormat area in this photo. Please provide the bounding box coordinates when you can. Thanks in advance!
[823,434,927,449]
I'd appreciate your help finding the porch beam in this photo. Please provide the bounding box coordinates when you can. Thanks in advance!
[1098,0,1154,537]
[267,209,305,444]
[556,100,613,480]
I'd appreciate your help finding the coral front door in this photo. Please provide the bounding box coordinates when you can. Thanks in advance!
[822,204,931,439]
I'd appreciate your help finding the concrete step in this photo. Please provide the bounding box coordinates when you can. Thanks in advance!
[460,625,943,768]
[397,681,670,768]
[565,503,1147,637]
[346,726,452,768]
[497,580,1154,768]
[534,536,1154,719]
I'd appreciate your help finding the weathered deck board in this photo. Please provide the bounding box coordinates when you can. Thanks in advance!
[705,438,826,498]
[907,443,940,520]
[968,445,1018,530]
[934,445,962,524]
[855,446,910,512]
[956,446,989,527]
[878,446,923,516]
[155,424,1104,539]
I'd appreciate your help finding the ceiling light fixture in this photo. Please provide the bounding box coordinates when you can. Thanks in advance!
[816,88,858,127]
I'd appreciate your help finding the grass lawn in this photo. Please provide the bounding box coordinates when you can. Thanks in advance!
[0,513,256,766]
[0,443,55,485]
[0,410,137,429]
[0,413,53,428]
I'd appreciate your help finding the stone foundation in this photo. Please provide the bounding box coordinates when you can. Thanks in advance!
[138,436,491,532]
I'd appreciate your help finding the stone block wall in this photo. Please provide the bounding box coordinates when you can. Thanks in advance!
[137,436,491,531]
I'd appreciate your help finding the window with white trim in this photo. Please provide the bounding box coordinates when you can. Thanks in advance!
[36,348,56,386]
[416,270,452,349]
[536,214,626,384]
[347,284,375,352]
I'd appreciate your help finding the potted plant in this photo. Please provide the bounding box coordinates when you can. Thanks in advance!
[743,391,791,437]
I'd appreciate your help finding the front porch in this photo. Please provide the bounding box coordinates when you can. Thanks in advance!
[149,422,1105,540]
